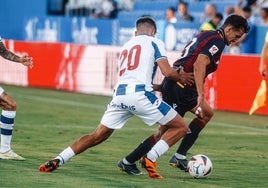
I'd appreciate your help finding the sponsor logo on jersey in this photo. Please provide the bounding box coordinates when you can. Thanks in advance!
[110,102,136,111]
[155,99,160,106]
[209,45,219,56]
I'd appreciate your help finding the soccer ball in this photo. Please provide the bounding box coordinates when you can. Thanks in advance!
[187,154,213,178]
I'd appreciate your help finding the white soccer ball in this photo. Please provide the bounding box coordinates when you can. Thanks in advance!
[187,154,213,178]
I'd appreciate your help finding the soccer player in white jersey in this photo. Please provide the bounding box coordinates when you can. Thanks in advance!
[39,16,193,179]
[0,37,33,160]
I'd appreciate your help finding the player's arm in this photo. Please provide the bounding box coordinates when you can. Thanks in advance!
[193,54,210,117]
[0,41,33,68]
[153,84,162,91]
[157,58,194,82]
[153,67,194,92]
[157,58,181,80]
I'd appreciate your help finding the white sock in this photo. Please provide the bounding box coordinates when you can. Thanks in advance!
[0,135,12,153]
[146,140,169,162]
[0,110,16,153]
[175,153,186,160]
[55,147,75,166]
[122,158,133,165]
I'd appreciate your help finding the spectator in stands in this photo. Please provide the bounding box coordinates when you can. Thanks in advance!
[235,0,260,24]
[177,1,194,22]
[200,12,223,31]
[259,6,268,24]
[200,3,217,23]
[240,0,258,8]
[224,6,235,20]
[166,6,177,23]
[92,0,118,19]
[232,6,256,54]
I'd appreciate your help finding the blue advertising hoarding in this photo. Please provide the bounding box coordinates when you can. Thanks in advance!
[23,16,117,45]
[22,16,266,54]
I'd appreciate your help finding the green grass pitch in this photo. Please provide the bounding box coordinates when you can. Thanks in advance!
[0,84,267,188]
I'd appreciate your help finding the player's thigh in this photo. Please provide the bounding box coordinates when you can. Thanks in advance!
[101,107,133,129]
[134,91,177,126]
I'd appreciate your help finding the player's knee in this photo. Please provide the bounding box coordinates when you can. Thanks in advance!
[205,109,213,120]
[181,124,188,135]
[175,120,188,135]
[202,107,214,122]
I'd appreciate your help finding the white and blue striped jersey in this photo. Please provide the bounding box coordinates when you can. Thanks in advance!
[116,34,167,90]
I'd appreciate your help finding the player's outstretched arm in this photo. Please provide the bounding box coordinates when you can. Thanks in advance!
[0,41,33,68]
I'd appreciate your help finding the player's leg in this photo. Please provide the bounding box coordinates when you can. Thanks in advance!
[0,88,24,160]
[39,94,131,173]
[39,124,115,172]
[118,78,179,175]
[118,125,167,175]
[141,113,188,179]
[116,89,187,179]
[170,100,213,171]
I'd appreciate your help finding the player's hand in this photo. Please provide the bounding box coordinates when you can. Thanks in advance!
[178,67,194,86]
[153,84,162,91]
[20,55,33,69]
[261,71,266,77]
[260,69,266,77]
[259,63,266,77]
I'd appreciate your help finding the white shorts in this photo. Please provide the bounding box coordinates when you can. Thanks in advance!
[101,84,177,129]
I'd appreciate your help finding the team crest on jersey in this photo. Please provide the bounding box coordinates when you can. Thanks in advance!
[155,99,160,106]
[209,45,219,56]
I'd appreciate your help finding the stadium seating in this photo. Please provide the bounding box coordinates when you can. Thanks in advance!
[65,0,237,22]
[118,0,237,23]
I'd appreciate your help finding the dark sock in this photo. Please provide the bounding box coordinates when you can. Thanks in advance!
[176,119,203,156]
[125,135,157,163]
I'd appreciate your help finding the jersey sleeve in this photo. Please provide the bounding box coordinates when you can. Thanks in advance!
[152,39,167,62]
[199,38,224,60]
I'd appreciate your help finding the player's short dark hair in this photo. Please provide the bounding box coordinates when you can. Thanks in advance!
[222,14,250,33]
[136,16,157,34]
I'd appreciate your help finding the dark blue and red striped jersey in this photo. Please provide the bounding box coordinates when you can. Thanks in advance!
[173,30,225,78]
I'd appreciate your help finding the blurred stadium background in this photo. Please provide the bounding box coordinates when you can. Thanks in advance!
[1,0,267,52]
[0,0,267,115]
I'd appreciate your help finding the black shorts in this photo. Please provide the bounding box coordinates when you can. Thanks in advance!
[161,78,198,117]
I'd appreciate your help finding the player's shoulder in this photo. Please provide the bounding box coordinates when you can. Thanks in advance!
[124,35,165,49]
[152,37,164,43]
[197,30,224,45]
[151,37,165,47]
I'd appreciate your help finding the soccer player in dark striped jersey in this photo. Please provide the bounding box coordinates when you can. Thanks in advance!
[118,14,250,175]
